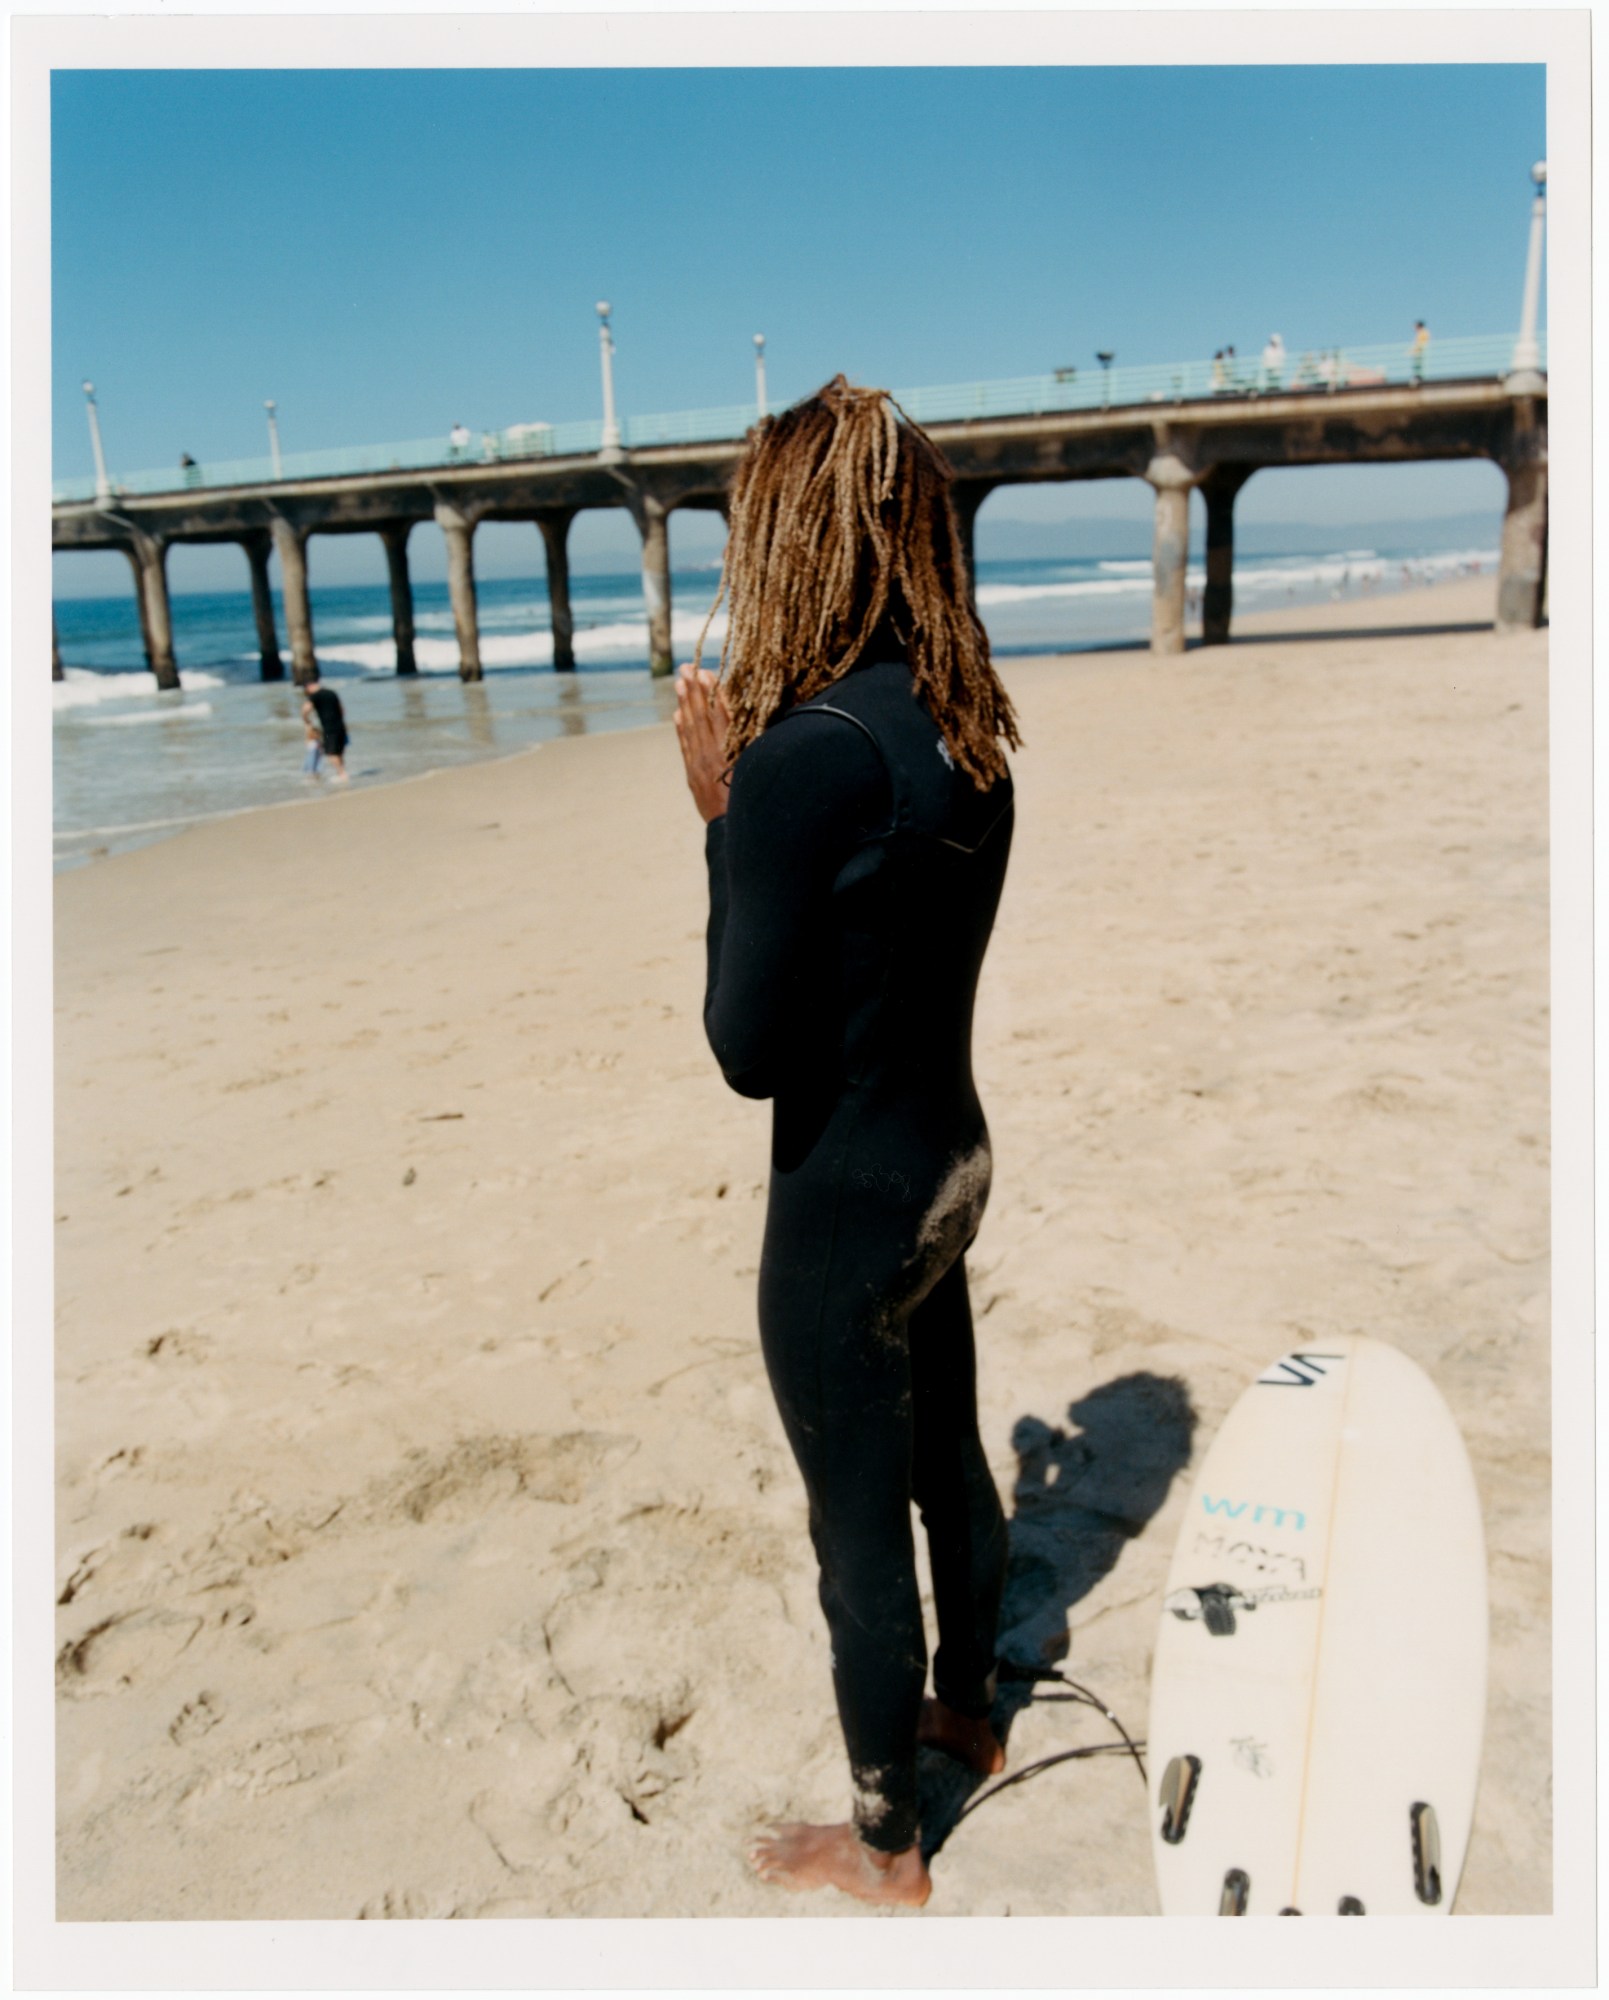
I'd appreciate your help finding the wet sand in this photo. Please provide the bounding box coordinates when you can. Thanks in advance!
[53,574,1550,1918]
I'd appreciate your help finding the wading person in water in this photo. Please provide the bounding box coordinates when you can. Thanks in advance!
[302,670,349,782]
[674,377,1022,1907]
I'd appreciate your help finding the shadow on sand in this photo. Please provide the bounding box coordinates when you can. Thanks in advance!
[918,1370,1197,1861]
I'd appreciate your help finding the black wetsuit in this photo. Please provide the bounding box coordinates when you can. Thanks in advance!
[702,656,1014,1852]
[309,685,348,756]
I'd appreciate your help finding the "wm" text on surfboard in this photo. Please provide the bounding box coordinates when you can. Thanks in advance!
[1201,1496,1308,1530]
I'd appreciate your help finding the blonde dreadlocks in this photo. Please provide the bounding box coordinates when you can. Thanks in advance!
[692,375,1022,787]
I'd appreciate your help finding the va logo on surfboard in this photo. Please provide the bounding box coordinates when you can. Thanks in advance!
[1256,1351,1346,1387]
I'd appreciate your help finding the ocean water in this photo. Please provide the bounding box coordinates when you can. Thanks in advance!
[52,543,1495,871]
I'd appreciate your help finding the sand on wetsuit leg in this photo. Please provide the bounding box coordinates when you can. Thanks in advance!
[850,1762,900,1841]
[873,1138,995,1349]
[916,1139,992,1265]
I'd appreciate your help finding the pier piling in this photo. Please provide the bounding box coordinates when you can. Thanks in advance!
[950,480,995,606]
[537,510,578,674]
[119,545,157,673]
[53,616,63,682]
[132,532,180,689]
[630,494,674,677]
[379,524,418,675]
[270,519,317,683]
[1496,401,1548,631]
[1200,466,1253,647]
[435,502,483,681]
[241,530,284,681]
[1146,453,1196,656]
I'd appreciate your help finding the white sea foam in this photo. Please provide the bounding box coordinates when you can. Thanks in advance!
[318,604,730,675]
[976,545,1494,612]
[1230,548,1494,595]
[977,576,1154,605]
[53,667,226,711]
[85,702,214,727]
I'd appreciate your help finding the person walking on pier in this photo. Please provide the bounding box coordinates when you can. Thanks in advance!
[1260,332,1286,390]
[1412,319,1431,382]
[302,670,349,781]
[674,375,1023,1909]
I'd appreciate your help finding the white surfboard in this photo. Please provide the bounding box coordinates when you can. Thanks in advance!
[1147,1336,1487,1916]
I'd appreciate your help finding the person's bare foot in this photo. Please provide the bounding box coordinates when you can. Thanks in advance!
[748,1822,932,1906]
[918,1696,1006,1775]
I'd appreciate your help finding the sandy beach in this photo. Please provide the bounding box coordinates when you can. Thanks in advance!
[52,574,1550,1920]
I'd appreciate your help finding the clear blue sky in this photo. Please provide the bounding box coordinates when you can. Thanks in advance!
[53,64,1544,592]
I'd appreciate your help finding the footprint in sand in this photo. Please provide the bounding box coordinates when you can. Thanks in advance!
[141,1328,213,1364]
[381,1432,637,1526]
[57,1606,204,1698]
[57,1522,161,1607]
[229,1718,384,1800]
[538,1260,595,1304]
[218,1069,302,1094]
[169,1690,224,1745]
[356,1886,461,1920]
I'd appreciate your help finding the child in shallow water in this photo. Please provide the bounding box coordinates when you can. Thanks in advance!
[300,702,324,778]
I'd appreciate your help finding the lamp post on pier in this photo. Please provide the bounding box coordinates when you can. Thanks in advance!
[265,399,284,478]
[1096,351,1115,409]
[81,380,110,501]
[1507,161,1547,394]
[754,333,768,419]
[597,301,624,463]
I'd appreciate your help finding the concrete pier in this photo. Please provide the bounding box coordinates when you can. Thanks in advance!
[537,510,577,673]
[270,519,317,683]
[241,529,284,681]
[1200,466,1253,647]
[435,502,482,681]
[1496,400,1548,631]
[380,524,417,675]
[131,532,180,689]
[1146,450,1195,656]
[52,369,1548,665]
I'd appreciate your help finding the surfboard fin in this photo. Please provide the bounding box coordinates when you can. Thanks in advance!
[1218,1867,1249,1915]
[1338,1895,1365,1913]
[1158,1754,1201,1844]
[1411,1801,1443,1905]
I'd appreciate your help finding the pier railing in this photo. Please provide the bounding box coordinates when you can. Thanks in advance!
[52,332,1543,505]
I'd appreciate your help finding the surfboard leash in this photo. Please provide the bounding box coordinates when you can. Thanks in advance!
[951,1662,1148,1827]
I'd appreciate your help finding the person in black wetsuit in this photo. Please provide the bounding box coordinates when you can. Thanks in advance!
[674,376,1023,1908]
[302,671,349,782]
